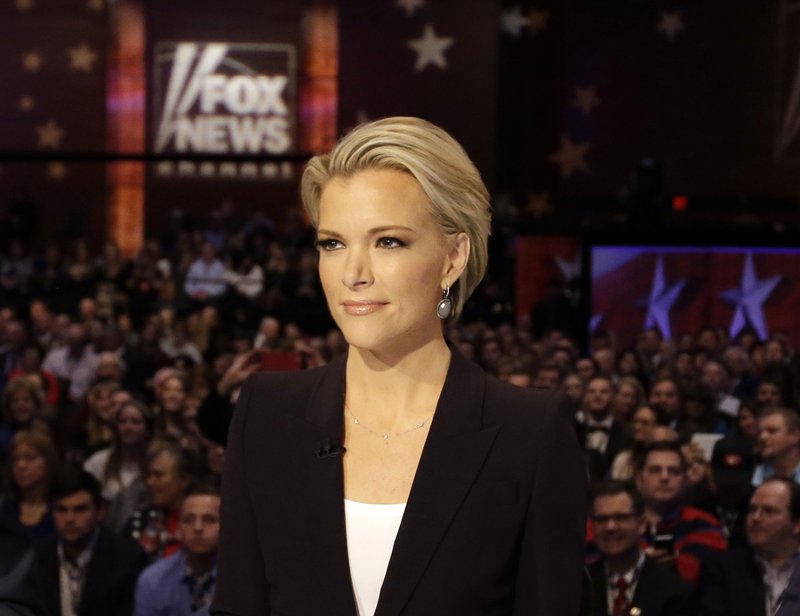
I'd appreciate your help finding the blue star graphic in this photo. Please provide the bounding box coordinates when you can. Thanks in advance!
[643,256,686,340]
[720,252,781,341]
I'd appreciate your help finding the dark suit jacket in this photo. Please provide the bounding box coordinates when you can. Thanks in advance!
[212,349,587,616]
[577,420,632,479]
[694,548,766,616]
[34,526,148,616]
[587,557,691,616]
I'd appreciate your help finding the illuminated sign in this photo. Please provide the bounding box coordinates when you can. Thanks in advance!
[152,41,296,180]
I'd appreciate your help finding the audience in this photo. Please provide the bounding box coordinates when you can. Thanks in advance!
[1,218,800,611]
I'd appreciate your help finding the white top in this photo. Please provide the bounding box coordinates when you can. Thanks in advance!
[344,499,406,616]
[83,448,141,500]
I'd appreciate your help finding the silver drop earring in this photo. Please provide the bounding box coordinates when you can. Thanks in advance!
[436,286,452,320]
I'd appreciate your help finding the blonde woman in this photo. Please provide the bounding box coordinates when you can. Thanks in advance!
[213,118,586,616]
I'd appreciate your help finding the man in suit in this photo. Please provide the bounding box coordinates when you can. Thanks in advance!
[695,477,800,616]
[634,441,727,584]
[588,480,691,616]
[34,468,148,616]
[578,376,633,478]
[752,407,800,486]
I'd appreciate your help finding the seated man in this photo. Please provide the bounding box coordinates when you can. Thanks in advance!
[34,468,148,616]
[588,480,691,616]
[695,478,800,616]
[752,407,800,486]
[634,441,727,583]
[134,484,220,616]
[577,376,633,478]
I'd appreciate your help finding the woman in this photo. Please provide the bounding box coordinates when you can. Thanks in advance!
[212,117,586,615]
[0,377,51,452]
[610,375,645,424]
[0,430,59,541]
[83,399,155,502]
[122,438,193,561]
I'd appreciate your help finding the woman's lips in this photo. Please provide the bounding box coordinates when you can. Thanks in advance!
[342,301,387,316]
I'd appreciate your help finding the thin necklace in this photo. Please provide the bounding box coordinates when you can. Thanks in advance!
[346,407,434,443]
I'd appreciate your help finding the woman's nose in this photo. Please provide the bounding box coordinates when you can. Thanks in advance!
[342,248,373,290]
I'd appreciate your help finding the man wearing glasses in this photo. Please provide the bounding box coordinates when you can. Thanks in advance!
[588,480,691,616]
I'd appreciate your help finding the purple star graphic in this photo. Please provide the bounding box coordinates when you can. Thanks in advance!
[720,252,781,341]
[643,256,686,340]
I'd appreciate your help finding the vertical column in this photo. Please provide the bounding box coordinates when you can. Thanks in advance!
[106,0,145,256]
[301,0,338,154]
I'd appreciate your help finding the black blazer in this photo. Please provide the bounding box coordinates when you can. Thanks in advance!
[693,548,766,616]
[212,349,587,616]
[587,557,692,616]
[34,527,148,616]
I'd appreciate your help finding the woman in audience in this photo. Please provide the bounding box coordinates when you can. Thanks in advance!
[610,404,669,480]
[123,438,194,561]
[0,377,50,452]
[84,399,155,502]
[154,372,189,440]
[610,375,645,424]
[0,430,59,540]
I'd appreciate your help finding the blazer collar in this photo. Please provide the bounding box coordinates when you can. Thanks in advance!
[301,346,500,616]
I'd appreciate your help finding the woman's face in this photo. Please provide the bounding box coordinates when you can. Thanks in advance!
[738,407,758,438]
[11,443,47,490]
[563,375,583,401]
[10,391,37,424]
[613,383,638,416]
[618,353,638,376]
[632,407,657,442]
[89,387,115,423]
[146,452,188,510]
[160,377,186,414]
[316,169,468,354]
[117,405,149,447]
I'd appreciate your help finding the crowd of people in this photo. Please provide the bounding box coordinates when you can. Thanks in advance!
[1,210,799,615]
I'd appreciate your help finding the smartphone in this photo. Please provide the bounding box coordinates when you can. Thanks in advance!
[653,533,674,553]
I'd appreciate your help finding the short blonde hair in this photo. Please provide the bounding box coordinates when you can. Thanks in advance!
[301,116,491,320]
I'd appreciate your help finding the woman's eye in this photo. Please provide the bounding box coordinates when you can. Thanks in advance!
[377,237,405,249]
[315,239,343,251]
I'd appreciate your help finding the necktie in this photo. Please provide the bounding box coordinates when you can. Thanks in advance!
[612,577,630,616]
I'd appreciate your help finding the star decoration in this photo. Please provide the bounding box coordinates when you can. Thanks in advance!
[658,10,685,41]
[643,256,686,340]
[87,0,104,11]
[48,162,67,181]
[36,119,66,149]
[396,0,424,17]
[22,51,43,72]
[528,8,549,35]
[574,86,600,116]
[408,24,454,71]
[501,7,530,38]
[68,42,99,72]
[18,95,35,111]
[549,136,590,178]
[16,0,34,11]
[720,253,781,340]
[525,192,552,218]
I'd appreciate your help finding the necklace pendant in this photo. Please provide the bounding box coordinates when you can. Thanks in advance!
[383,434,389,440]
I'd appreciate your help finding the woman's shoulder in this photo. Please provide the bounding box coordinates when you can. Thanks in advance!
[484,374,570,420]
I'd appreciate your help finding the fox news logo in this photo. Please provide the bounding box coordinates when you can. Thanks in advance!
[153,42,296,177]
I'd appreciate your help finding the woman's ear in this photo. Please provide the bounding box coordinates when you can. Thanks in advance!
[442,232,470,286]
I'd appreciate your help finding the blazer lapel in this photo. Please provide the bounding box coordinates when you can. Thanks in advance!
[375,351,499,616]
[286,353,358,615]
